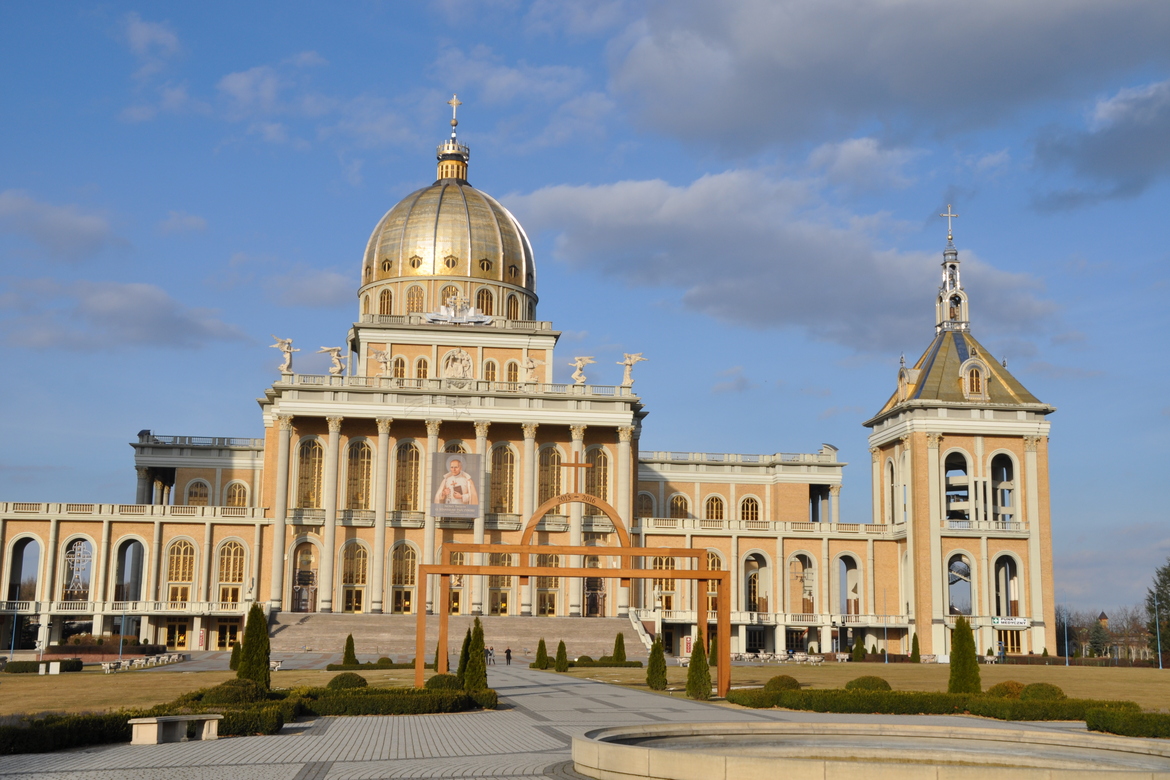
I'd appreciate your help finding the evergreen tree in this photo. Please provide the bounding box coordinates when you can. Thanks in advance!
[646,639,667,690]
[947,616,981,694]
[343,634,358,666]
[228,640,241,671]
[910,633,921,663]
[685,630,711,700]
[1147,557,1170,662]
[852,634,865,662]
[236,602,271,690]
[456,627,472,686]
[613,633,626,663]
[535,637,549,669]
[708,632,717,666]
[554,640,569,672]
[464,617,487,691]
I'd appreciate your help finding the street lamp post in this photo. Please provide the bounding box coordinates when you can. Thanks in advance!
[1155,590,1164,671]
[883,588,888,664]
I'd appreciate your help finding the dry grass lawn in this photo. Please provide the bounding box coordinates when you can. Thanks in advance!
[0,668,425,717]
[557,662,1170,711]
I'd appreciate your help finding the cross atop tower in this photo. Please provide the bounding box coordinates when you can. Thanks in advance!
[562,458,593,494]
[447,94,462,137]
[940,204,958,242]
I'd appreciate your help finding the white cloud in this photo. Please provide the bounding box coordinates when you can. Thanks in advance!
[433,46,587,105]
[524,0,630,36]
[510,169,1055,351]
[808,138,922,191]
[610,0,1170,149]
[124,12,180,80]
[218,66,283,116]
[711,365,755,394]
[158,211,207,234]
[0,190,118,260]
[265,266,354,308]
[972,150,1011,176]
[0,279,245,349]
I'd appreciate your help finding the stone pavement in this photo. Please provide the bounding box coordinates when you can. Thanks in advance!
[0,667,1084,780]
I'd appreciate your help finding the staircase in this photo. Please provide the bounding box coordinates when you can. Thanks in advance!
[268,613,641,662]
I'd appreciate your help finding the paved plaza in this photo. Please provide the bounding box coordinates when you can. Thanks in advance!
[0,667,1085,780]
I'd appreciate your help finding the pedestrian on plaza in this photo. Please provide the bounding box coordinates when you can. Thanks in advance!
[505,647,512,665]
[487,646,495,665]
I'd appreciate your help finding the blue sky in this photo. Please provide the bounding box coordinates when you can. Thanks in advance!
[1,1,1167,610]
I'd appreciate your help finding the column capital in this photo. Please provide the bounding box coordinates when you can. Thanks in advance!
[275,413,294,431]
[569,424,587,442]
[425,419,442,438]
[326,416,344,433]
[870,446,881,462]
[521,422,539,440]
[136,466,151,477]
[898,434,911,448]
[1023,435,1043,452]
[829,485,841,497]
[925,433,942,449]
[376,417,394,435]
[617,426,636,443]
[474,420,491,439]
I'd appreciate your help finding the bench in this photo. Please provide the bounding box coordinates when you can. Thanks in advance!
[676,657,689,667]
[128,714,222,745]
[269,659,283,671]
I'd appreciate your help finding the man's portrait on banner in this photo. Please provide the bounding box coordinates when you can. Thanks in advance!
[430,453,481,518]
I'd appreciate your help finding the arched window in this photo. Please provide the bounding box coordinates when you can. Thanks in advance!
[112,539,141,601]
[584,447,609,515]
[406,286,424,313]
[490,446,516,513]
[789,554,815,614]
[705,496,724,521]
[225,483,248,507]
[746,571,760,612]
[740,497,759,523]
[186,482,208,507]
[636,493,654,518]
[445,440,467,454]
[476,288,493,315]
[705,551,722,612]
[991,454,1014,523]
[506,294,520,320]
[994,556,1019,617]
[652,556,676,609]
[838,556,860,615]
[535,553,560,590]
[669,495,689,519]
[538,448,561,504]
[61,539,93,601]
[217,541,245,603]
[488,552,513,588]
[342,545,368,585]
[505,361,519,383]
[297,439,324,508]
[886,460,897,524]
[395,442,420,511]
[968,368,982,394]
[440,285,460,306]
[392,357,406,378]
[291,542,317,613]
[7,537,40,602]
[346,441,373,510]
[415,357,429,379]
[947,554,973,615]
[391,544,416,614]
[166,540,195,603]
[362,295,369,315]
[379,289,392,316]
[483,360,497,382]
[944,452,970,523]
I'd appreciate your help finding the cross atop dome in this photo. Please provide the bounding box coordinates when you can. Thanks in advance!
[940,204,958,243]
[436,94,470,181]
[448,94,462,139]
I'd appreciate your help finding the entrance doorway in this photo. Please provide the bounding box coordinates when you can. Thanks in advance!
[489,590,509,615]
[216,619,240,649]
[584,555,606,616]
[165,618,189,649]
[343,587,363,613]
[292,543,317,612]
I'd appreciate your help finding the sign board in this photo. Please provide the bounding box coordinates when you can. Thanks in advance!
[683,634,693,657]
[199,628,205,649]
[991,616,1030,628]
[430,453,482,518]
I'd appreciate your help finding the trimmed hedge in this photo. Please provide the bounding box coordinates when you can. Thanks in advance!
[425,674,462,690]
[568,660,643,668]
[203,679,267,705]
[763,675,801,693]
[470,688,498,709]
[1020,682,1065,701]
[43,644,165,656]
[326,661,430,671]
[1087,708,1170,739]
[4,659,83,674]
[844,676,891,691]
[726,688,1140,721]
[0,713,133,755]
[304,690,474,716]
[219,705,286,737]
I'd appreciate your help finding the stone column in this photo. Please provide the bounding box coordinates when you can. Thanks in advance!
[521,423,538,519]
[1023,435,1045,652]
[147,520,162,601]
[819,536,831,651]
[870,448,882,524]
[473,421,490,616]
[38,518,59,650]
[423,419,442,613]
[319,416,344,613]
[269,414,294,612]
[925,432,945,652]
[92,518,111,633]
[569,424,586,616]
[371,418,392,614]
[136,468,151,505]
[153,476,164,506]
[830,485,841,525]
[201,521,214,603]
[616,426,635,617]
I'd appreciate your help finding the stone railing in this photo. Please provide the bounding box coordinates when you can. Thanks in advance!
[136,434,264,448]
[280,374,636,398]
[1,503,266,519]
[634,517,898,537]
[945,519,1028,533]
[359,313,554,331]
[0,600,250,615]
[642,451,835,464]
[632,608,910,627]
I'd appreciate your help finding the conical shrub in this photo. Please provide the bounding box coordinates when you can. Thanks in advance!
[343,634,358,666]
[236,602,270,690]
[535,638,549,669]
[852,635,865,662]
[457,627,472,686]
[685,631,711,700]
[947,616,982,694]
[463,617,487,691]
[646,639,667,690]
[228,640,241,671]
[554,640,569,672]
[613,633,626,663]
[910,632,921,663]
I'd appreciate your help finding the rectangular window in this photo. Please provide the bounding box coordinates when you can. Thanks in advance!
[219,585,240,604]
[537,591,557,616]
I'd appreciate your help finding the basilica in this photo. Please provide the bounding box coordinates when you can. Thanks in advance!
[0,109,1057,661]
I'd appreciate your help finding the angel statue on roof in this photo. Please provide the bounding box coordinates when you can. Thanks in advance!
[569,356,595,385]
[317,346,347,376]
[617,353,647,387]
[270,336,299,373]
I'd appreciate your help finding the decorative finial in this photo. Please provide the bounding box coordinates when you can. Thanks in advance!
[1002,357,1008,367]
[940,204,958,242]
[447,94,462,137]
[899,353,905,368]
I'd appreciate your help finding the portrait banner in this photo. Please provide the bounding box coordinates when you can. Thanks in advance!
[430,452,482,518]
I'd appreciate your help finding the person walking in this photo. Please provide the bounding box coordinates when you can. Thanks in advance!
[487,646,495,665]
[504,647,512,665]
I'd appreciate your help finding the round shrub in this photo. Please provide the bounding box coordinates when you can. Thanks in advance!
[326,672,369,690]
[764,674,801,693]
[203,678,267,705]
[985,680,1026,699]
[425,674,462,690]
[844,675,892,692]
[377,657,393,666]
[576,655,594,664]
[1020,682,1065,701]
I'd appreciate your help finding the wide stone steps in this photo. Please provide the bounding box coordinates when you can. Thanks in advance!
[268,612,639,661]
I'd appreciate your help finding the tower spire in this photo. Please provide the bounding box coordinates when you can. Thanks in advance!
[934,204,969,333]
[436,94,470,182]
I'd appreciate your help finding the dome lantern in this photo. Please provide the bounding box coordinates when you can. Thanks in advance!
[437,94,469,182]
